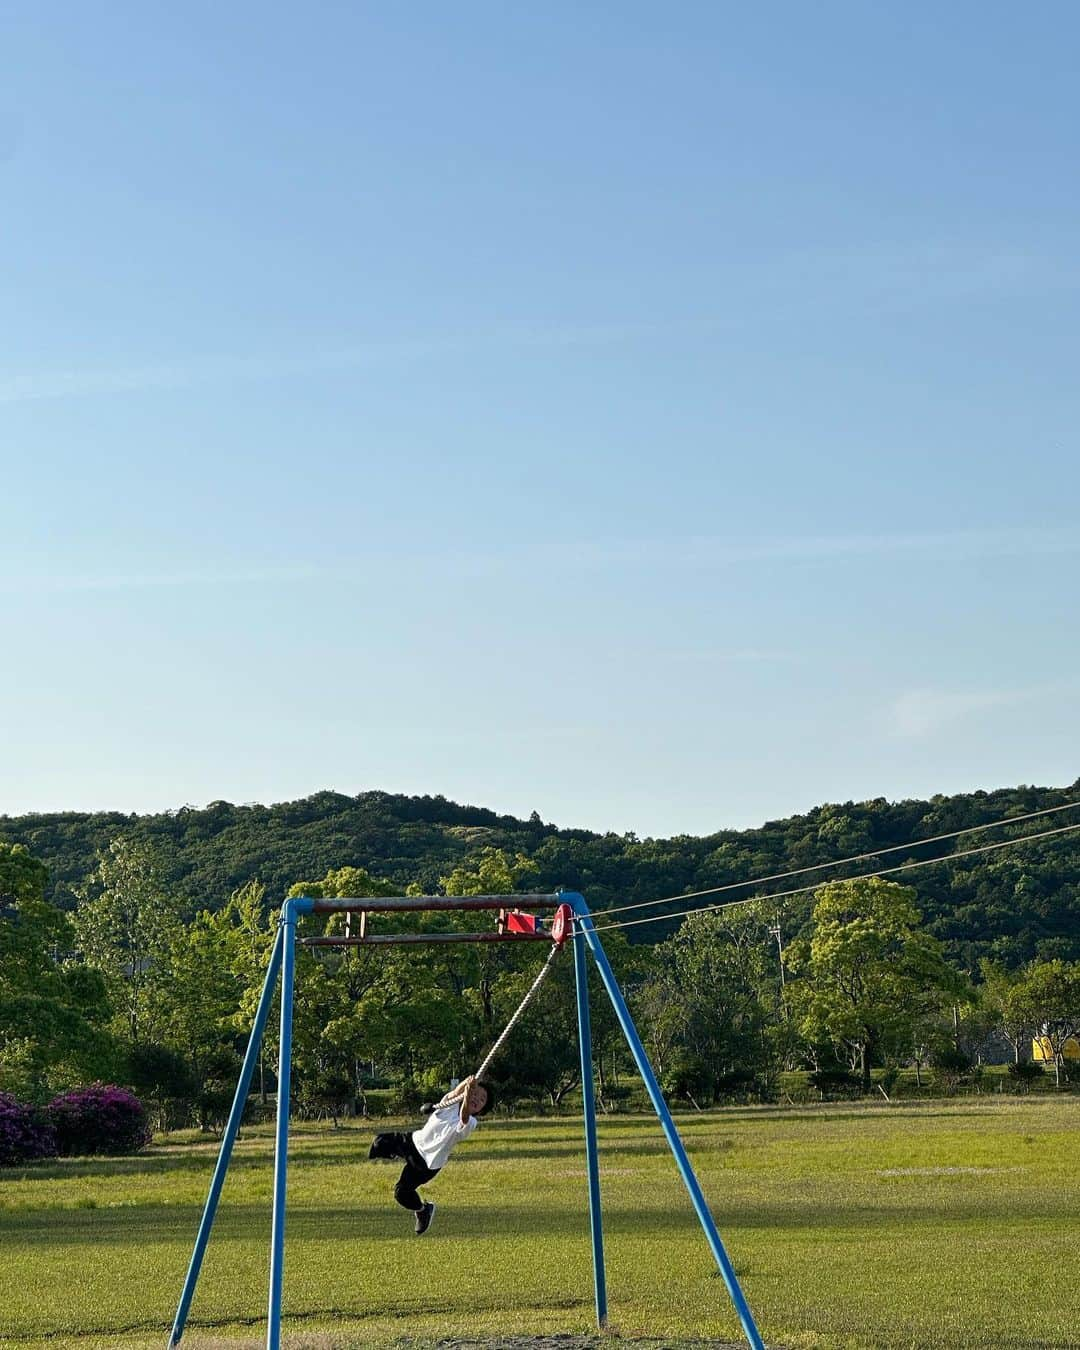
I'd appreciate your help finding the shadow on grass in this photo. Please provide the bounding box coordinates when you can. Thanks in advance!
[2,1132,676,1184]
[1,1186,1069,1250]
[0,1293,597,1344]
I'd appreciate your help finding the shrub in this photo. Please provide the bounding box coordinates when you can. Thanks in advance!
[1007,1060,1045,1092]
[294,1070,355,1125]
[0,1038,45,1103]
[386,1078,429,1117]
[47,1083,151,1156]
[809,1067,861,1099]
[0,1093,56,1166]
[932,1046,973,1094]
[150,1096,197,1133]
[660,1051,714,1107]
[192,1048,243,1133]
[126,1042,197,1101]
[125,1043,199,1133]
[714,1068,765,1104]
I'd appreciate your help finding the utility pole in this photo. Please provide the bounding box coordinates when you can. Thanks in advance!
[768,913,787,1017]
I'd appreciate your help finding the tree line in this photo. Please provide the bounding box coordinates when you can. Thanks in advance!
[3,826,1078,1129]
[3,781,1079,972]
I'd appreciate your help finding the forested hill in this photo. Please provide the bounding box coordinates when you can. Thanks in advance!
[2,780,1079,966]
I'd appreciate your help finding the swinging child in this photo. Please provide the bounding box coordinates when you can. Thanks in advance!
[368,1074,493,1234]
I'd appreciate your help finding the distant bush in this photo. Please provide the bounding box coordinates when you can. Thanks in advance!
[297,1076,355,1125]
[125,1042,197,1101]
[809,1067,861,1099]
[47,1084,151,1156]
[660,1051,714,1107]
[386,1079,428,1117]
[0,1093,56,1166]
[191,1048,244,1133]
[1007,1061,1045,1092]
[714,1068,772,1105]
[932,1047,974,1094]
[124,1043,200,1132]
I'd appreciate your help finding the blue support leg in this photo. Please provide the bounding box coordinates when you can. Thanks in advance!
[267,900,301,1350]
[567,895,766,1350]
[573,921,607,1328]
[169,922,285,1347]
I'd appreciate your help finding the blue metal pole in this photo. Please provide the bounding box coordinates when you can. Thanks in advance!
[169,922,285,1348]
[566,895,766,1350]
[267,897,310,1350]
[572,917,607,1328]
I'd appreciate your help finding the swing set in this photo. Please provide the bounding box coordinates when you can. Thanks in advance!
[168,891,766,1350]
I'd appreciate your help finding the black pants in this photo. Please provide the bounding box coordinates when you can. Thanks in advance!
[368,1130,441,1212]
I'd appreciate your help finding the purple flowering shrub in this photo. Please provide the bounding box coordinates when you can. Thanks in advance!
[0,1092,56,1165]
[47,1083,151,1156]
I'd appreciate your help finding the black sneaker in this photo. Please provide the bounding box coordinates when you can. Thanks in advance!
[414,1201,435,1236]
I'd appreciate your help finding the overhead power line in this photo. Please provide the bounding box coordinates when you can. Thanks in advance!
[589,798,1080,924]
[583,818,1080,937]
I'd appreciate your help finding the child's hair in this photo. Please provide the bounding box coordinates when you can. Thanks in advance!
[473,1083,495,1116]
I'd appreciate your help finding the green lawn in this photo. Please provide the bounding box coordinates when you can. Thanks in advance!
[0,1098,1077,1349]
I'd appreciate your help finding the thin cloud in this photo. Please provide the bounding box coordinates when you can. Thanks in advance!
[0,564,325,595]
[889,686,1040,738]
[5,524,1080,595]
[576,526,1080,569]
[2,240,1071,407]
[0,342,458,405]
[662,648,801,665]
[0,323,711,406]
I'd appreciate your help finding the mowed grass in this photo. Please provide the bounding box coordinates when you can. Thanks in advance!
[0,1098,1077,1350]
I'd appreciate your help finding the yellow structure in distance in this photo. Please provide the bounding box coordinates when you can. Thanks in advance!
[1032,1036,1080,1062]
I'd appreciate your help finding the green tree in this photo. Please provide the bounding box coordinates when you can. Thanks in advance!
[157,904,254,1127]
[788,878,961,1093]
[288,865,399,905]
[636,908,774,1106]
[979,960,1033,1064]
[440,847,539,1035]
[284,864,458,1115]
[0,843,113,1098]
[488,957,582,1107]
[0,843,51,914]
[1009,960,1080,1087]
[221,881,277,1102]
[74,837,183,1044]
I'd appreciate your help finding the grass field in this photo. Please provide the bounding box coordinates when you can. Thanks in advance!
[0,1097,1077,1350]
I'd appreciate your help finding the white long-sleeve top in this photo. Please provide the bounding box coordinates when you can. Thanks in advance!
[411,1103,478,1169]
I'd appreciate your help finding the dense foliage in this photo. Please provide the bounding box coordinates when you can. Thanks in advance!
[3,780,1078,967]
[1,778,1078,1131]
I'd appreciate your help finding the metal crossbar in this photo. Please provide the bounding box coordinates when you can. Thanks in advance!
[308,893,562,913]
[302,931,552,946]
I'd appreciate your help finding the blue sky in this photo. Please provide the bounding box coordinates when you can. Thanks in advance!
[3,3,1078,836]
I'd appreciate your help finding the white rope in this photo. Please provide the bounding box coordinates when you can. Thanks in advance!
[475,941,564,1082]
[588,798,1080,925]
[585,819,1080,936]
